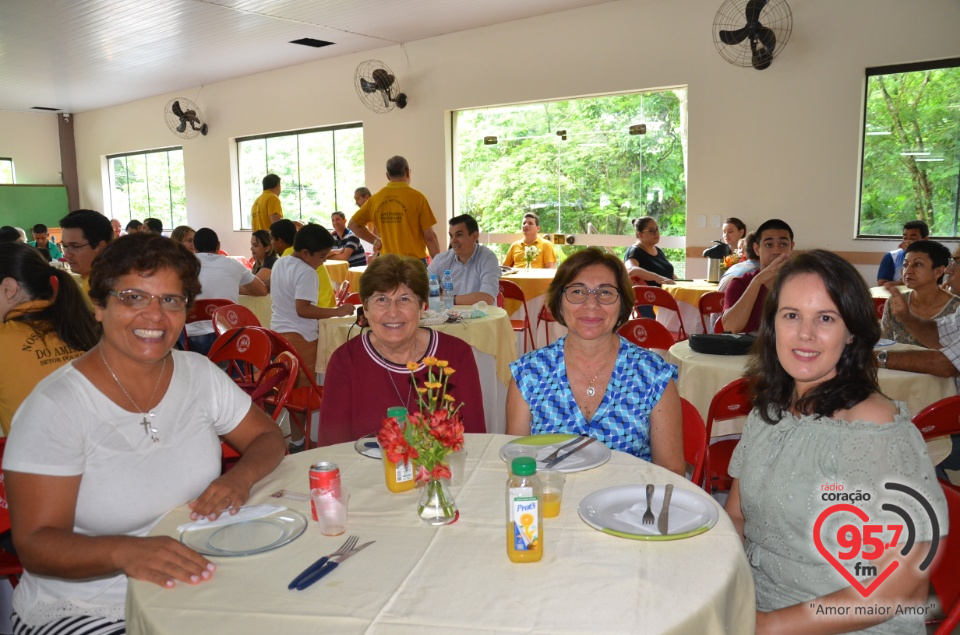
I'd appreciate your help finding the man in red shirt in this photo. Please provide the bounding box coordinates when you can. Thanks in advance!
[721,219,794,334]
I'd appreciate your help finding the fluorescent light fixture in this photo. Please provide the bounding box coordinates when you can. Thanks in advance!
[916,157,945,162]
[900,151,931,156]
[865,131,891,136]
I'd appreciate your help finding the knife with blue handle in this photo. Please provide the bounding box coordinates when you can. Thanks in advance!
[295,541,375,590]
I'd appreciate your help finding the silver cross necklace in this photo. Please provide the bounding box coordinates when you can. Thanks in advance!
[99,346,166,443]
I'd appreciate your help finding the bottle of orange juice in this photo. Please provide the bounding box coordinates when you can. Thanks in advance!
[382,407,416,493]
[506,457,542,563]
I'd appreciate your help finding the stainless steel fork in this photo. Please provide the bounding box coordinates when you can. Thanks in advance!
[642,484,655,525]
[287,535,358,589]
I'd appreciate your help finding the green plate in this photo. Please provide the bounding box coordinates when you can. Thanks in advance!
[511,433,578,446]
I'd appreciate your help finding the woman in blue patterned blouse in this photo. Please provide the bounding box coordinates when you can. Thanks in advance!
[506,247,684,474]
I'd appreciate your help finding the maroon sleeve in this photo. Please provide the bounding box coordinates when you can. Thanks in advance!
[436,333,487,434]
[318,342,355,446]
[723,272,749,311]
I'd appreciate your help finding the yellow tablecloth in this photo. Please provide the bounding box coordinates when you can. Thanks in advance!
[346,265,366,292]
[323,260,349,285]
[238,295,272,329]
[869,285,907,299]
[661,280,719,336]
[126,434,756,635]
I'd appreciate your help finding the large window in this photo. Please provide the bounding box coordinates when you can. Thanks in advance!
[108,148,186,228]
[237,124,364,230]
[453,89,687,265]
[0,158,13,183]
[859,59,960,237]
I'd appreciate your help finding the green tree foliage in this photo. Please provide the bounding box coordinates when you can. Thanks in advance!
[860,64,960,237]
[108,149,186,227]
[455,90,687,240]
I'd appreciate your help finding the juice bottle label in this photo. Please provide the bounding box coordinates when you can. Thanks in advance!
[395,459,414,483]
[510,489,539,552]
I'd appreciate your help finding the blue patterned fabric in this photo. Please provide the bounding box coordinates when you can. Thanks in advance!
[509,336,678,460]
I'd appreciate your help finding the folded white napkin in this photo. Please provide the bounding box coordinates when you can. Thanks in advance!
[176,505,287,533]
[614,501,699,534]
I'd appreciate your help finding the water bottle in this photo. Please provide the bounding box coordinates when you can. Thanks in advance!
[429,275,441,313]
[442,270,455,311]
[506,457,542,563]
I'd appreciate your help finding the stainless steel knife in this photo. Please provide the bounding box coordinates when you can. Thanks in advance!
[543,437,595,469]
[658,484,673,535]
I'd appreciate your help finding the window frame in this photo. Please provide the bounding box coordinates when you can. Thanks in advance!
[106,146,185,229]
[0,157,14,184]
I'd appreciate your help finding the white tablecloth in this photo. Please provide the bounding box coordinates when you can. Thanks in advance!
[126,434,756,634]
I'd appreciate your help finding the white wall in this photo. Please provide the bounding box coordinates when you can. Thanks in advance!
[0,110,61,185]
[67,0,960,262]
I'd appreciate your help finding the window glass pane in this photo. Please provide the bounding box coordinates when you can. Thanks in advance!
[859,61,960,237]
[106,148,184,228]
[0,159,13,184]
[265,135,301,220]
[334,127,366,215]
[238,138,267,230]
[109,157,131,221]
[297,130,334,224]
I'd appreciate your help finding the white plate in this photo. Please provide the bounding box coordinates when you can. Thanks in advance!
[355,433,381,459]
[578,484,719,540]
[875,338,895,347]
[499,434,612,473]
[180,509,308,556]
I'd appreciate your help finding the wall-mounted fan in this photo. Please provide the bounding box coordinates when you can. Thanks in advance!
[354,60,407,114]
[163,98,208,139]
[713,0,792,71]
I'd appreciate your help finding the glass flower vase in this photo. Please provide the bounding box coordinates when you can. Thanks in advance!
[417,477,459,525]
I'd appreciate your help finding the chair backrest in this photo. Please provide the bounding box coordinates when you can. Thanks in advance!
[913,395,960,440]
[252,328,324,394]
[187,298,234,324]
[496,291,505,308]
[698,291,725,334]
[249,351,299,420]
[343,292,362,306]
[705,377,753,438]
[618,318,676,351]
[680,397,707,486]
[212,303,262,336]
[0,438,10,534]
[930,482,960,634]
[207,327,273,385]
[713,315,725,334]
[335,280,351,306]
[498,279,528,305]
[873,297,887,321]
[631,285,686,339]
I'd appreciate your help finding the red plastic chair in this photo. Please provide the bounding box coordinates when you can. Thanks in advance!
[913,395,960,441]
[703,378,752,494]
[929,482,960,634]
[499,280,535,353]
[182,298,234,351]
[680,397,707,486]
[617,318,676,351]
[212,303,262,337]
[343,292,362,306]
[873,297,887,320]
[0,438,23,587]
[537,305,558,346]
[698,291,725,335]
[632,285,687,341]
[207,327,274,393]
[713,315,726,334]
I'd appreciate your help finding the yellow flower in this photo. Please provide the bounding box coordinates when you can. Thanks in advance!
[423,356,439,366]
[425,381,443,390]
[443,367,456,376]
[418,387,428,394]
[437,360,449,368]
[443,394,455,402]
[406,362,420,371]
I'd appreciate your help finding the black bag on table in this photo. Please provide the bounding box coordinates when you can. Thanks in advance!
[688,333,756,356]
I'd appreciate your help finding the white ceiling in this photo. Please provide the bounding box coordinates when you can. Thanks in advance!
[0,0,616,114]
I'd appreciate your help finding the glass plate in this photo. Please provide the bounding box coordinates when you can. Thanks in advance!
[499,434,612,473]
[180,509,308,556]
[875,338,895,347]
[355,433,381,459]
[578,484,719,541]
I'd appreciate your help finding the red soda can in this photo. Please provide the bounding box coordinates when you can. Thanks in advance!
[309,462,341,521]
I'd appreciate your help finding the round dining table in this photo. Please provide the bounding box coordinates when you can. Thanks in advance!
[125,434,756,634]
[660,280,719,336]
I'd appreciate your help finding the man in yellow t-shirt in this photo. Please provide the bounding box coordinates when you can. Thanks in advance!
[251,174,283,232]
[502,213,557,269]
[347,156,440,261]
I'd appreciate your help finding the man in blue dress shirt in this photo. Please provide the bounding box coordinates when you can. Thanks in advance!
[427,214,499,306]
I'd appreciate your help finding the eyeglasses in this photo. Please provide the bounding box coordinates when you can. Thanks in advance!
[640,228,660,234]
[563,285,620,305]
[61,242,91,253]
[108,289,187,312]
[366,294,420,310]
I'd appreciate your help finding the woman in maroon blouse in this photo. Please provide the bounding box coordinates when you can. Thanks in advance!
[319,255,485,445]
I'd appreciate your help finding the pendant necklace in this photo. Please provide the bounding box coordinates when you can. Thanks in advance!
[371,334,415,410]
[583,338,618,398]
[99,347,166,443]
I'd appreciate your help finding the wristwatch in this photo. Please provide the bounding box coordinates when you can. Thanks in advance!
[876,350,888,368]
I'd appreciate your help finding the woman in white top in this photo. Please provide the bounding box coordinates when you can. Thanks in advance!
[4,233,286,635]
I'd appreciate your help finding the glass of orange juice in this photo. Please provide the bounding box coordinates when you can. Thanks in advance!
[539,470,566,518]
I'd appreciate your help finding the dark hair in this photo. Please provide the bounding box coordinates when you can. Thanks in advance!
[252,229,276,259]
[744,232,759,260]
[359,254,429,304]
[903,220,929,238]
[631,217,656,234]
[0,243,100,351]
[292,223,334,254]
[32,224,49,234]
[523,213,540,226]
[905,239,950,269]
[449,214,479,235]
[331,211,346,221]
[0,227,20,243]
[126,220,142,232]
[386,156,409,178]
[170,225,195,246]
[270,219,297,246]
[59,210,113,247]
[88,233,201,310]
[755,218,794,242]
[262,174,281,190]
[546,247,633,331]
[143,218,163,234]
[747,249,879,424]
[193,227,218,253]
[723,217,747,235]
[354,187,371,198]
